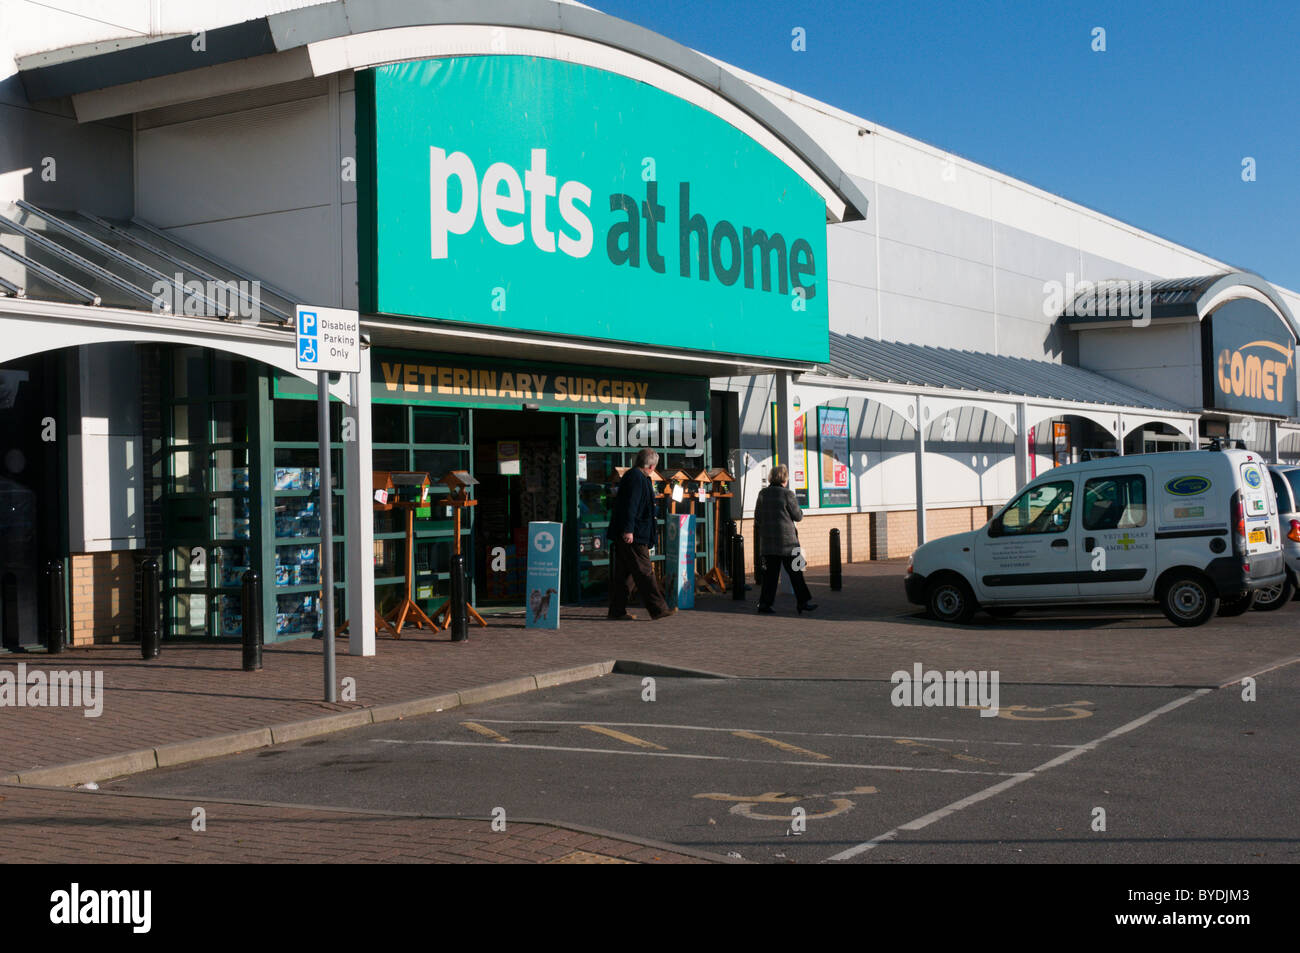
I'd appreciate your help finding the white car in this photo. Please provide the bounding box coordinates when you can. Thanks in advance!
[905,448,1285,627]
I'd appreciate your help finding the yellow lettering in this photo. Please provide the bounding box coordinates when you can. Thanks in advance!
[381,362,401,391]
[1217,350,1231,394]
[500,372,515,397]
[555,376,568,399]
[420,365,436,393]
[403,364,418,393]
[610,380,623,402]
[1263,360,1276,401]
[1245,354,1262,398]
[438,368,453,393]
[582,378,597,401]
[597,380,611,404]
[532,374,547,398]
[453,367,470,395]
[481,370,497,397]
[1231,351,1245,396]
[634,381,649,405]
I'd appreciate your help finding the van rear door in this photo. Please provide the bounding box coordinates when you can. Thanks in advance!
[1074,466,1155,597]
[1239,460,1281,556]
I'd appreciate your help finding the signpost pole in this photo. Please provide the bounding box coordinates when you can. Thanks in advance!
[296,304,357,702]
[318,370,336,703]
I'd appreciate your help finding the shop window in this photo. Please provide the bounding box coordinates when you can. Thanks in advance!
[413,409,463,445]
[372,404,407,443]
[161,346,254,638]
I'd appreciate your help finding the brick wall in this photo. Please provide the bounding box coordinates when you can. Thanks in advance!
[70,552,136,645]
[735,506,993,567]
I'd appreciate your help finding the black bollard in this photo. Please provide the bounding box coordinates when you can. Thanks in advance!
[140,557,162,659]
[42,560,66,655]
[720,520,736,575]
[240,569,262,671]
[449,553,469,642]
[829,528,843,591]
[731,534,746,600]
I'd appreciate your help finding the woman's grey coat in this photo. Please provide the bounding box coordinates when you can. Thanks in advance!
[754,485,804,556]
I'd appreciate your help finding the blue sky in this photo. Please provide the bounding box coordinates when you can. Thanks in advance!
[587,0,1300,291]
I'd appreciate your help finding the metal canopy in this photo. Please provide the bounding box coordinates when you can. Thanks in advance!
[818,333,1188,412]
[0,201,292,325]
[1062,270,1298,335]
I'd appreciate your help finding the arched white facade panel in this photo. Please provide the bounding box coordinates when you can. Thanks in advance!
[304,25,849,222]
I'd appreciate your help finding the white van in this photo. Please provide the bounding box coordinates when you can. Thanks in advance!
[904,448,1285,626]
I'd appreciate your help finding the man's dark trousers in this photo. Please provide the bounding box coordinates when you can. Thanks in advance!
[609,539,669,618]
[759,555,813,609]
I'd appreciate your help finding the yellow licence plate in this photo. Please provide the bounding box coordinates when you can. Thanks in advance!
[1249,528,1268,544]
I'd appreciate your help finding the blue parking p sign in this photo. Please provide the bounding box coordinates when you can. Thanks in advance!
[295,304,359,373]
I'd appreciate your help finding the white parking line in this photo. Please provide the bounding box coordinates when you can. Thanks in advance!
[372,738,1020,776]
[824,688,1213,862]
[465,719,1076,749]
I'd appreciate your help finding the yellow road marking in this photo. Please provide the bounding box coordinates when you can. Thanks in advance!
[894,738,994,764]
[581,724,667,750]
[461,721,510,743]
[731,730,830,760]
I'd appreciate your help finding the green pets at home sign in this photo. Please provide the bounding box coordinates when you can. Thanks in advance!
[357,56,830,363]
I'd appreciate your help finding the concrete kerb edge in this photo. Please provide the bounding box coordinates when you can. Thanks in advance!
[4,782,739,863]
[7,661,619,786]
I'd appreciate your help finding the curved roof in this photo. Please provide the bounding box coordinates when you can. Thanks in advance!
[818,333,1187,411]
[1064,270,1298,338]
[17,0,870,223]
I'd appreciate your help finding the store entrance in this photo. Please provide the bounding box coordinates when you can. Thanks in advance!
[0,351,62,649]
[473,410,565,606]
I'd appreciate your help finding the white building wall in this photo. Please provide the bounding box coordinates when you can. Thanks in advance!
[134,73,357,309]
[712,58,1299,523]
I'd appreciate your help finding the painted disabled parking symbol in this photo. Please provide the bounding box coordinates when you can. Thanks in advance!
[695,786,877,821]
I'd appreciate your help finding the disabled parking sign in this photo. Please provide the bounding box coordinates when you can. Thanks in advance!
[295,305,360,373]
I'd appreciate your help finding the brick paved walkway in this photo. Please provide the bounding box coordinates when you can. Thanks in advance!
[2,562,1296,780]
[0,784,709,863]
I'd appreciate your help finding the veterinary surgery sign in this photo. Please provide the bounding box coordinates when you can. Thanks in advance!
[1201,297,1298,417]
[356,56,830,363]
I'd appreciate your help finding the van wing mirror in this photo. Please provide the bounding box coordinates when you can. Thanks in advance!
[989,516,1004,537]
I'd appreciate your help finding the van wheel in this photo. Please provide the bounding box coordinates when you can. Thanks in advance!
[1251,574,1295,611]
[1159,574,1220,627]
[1217,591,1257,617]
[926,576,977,625]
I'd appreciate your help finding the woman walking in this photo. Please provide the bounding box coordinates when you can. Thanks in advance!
[753,464,817,614]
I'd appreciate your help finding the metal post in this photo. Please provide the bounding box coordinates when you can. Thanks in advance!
[241,570,263,671]
[731,534,746,600]
[829,528,843,591]
[139,557,161,659]
[449,553,469,642]
[318,372,336,703]
[914,395,927,547]
[42,560,66,654]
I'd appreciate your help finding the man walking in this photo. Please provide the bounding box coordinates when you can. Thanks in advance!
[606,448,674,621]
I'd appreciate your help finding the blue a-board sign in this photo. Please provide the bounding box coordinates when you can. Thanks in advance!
[526,521,563,629]
[664,513,696,610]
